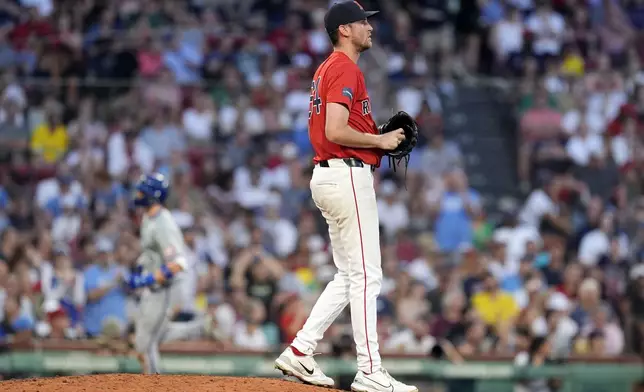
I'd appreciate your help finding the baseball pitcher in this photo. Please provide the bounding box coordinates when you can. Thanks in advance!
[274,2,423,392]
[127,173,210,374]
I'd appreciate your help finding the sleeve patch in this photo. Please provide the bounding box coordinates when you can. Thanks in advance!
[342,87,354,102]
[164,246,177,259]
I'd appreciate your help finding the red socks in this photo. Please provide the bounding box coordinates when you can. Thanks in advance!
[290,346,306,357]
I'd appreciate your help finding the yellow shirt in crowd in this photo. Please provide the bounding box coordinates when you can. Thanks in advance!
[472,290,519,327]
[560,54,585,77]
[30,123,68,163]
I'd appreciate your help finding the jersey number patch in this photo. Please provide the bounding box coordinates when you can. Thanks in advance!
[309,76,322,118]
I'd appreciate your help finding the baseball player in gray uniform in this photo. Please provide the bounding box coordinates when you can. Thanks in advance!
[127,173,210,374]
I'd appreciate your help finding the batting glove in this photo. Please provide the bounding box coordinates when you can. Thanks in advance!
[125,272,155,290]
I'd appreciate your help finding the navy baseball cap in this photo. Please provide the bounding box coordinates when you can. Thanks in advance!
[324,1,379,35]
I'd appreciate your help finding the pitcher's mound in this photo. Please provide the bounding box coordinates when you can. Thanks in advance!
[0,374,345,392]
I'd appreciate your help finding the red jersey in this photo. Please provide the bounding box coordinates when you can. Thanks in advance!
[308,51,382,166]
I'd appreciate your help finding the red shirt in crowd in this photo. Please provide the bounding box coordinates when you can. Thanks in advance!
[308,51,382,167]
[10,19,54,50]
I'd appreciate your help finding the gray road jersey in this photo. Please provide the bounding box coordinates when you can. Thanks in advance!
[138,208,188,285]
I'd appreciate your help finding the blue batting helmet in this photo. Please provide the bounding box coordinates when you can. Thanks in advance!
[132,173,170,207]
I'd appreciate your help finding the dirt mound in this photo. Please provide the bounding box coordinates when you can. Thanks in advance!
[0,374,346,392]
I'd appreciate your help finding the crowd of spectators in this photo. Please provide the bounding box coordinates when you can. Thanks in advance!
[0,0,642,370]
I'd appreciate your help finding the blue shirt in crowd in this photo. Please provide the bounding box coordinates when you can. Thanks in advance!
[83,264,127,337]
[434,189,481,252]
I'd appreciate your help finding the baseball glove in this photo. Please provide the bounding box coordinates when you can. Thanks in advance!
[378,111,419,171]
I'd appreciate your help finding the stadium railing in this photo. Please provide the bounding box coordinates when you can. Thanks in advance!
[1,340,642,392]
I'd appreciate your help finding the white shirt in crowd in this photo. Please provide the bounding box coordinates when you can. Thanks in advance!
[233,322,269,350]
[308,29,331,55]
[550,316,579,357]
[566,134,604,166]
[51,213,81,243]
[51,194,82,242]
[210,303,236,341]
[381,275,397,297]
[284,89,310,131]
[233,166,287,192]
[284,89,310,116]
[492,225,541,275]
[384,329,438,355]
[66,147,105,171]
[307,8,330,55]
[396,87,424,118]
[218,105,238,137]
[260,215,298,258]
[561,110,605,135]
[493,20,524,57]
[182,108,215,141]
[0,106,25,126]
[0,290,35,324]
[580,322,625,356]
[530,313,549,337]
[228,218,252,249]
[235,186,273,210]
[377,181,409,239]
[578,229,610,266]
[20,0,53,16]
[518,189,558,229]
[200,221,230,268]
[233,167,259,191]
[35,178,84,209]
[611,134,637,166]
[218,105,267,136]
[406,258,438,291]
[106,132,155,178]
[231,167,275,209]
[243,107,265,135]
[261,164,292,191]
[587,91,627,127]
[578,229,628,266]
[544,74,567,95]
[269,68,289,93]
[525,11,565,55]
[377,199,410,239]
[2,84,26,109]
[39,261,86,313]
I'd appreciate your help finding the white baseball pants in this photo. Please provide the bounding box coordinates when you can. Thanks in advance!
[292,159,383,374]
